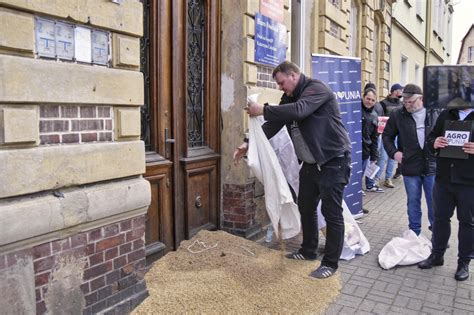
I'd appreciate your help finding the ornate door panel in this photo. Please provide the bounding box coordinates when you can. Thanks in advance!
[141,0,221,260]
[184,159,219,238]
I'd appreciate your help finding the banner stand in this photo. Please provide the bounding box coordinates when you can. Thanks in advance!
[311,54,363,216]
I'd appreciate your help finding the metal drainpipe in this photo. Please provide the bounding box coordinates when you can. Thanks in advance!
[299,0,306,73]
[389,1,393,91]
[424,0,431,66]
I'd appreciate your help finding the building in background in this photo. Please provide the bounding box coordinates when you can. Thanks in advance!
[457,24,474,64]
[390,0,454,87]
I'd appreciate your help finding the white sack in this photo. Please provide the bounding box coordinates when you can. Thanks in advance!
[378,230,432,270]
[317,202,371,260]
[247,117,301,239]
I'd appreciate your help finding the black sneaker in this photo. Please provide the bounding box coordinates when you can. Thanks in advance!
[309,265,337,279]
[366,186,384,193]
[285,250,317,261]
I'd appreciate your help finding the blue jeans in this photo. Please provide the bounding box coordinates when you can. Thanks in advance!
[374,135,396,182]
[375,135,395,181]
[403,175,435,235]
[362,159,375,189]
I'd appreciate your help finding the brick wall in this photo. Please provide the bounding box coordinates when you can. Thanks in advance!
[39,105,114,145]
[0,215,148,314]
[222,183,261,239]
[256,65,277,89]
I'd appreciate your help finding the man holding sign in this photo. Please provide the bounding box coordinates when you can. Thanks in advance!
[418,107,474,281]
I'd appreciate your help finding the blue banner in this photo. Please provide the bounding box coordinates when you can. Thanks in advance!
[254,13,286,67]
[311,54,363,216]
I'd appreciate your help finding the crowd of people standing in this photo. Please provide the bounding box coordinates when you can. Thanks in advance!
[362,81,473,281]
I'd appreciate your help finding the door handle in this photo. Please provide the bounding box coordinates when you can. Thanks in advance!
[164,128,175,143]
[195,195,202,209]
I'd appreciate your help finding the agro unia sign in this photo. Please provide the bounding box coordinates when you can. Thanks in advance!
[445,130,470,146]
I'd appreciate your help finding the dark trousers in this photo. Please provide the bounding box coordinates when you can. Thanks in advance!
[298,155,351,269]
[432,181,474,263]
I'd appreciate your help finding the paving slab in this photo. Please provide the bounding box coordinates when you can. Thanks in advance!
[259,176,474,314]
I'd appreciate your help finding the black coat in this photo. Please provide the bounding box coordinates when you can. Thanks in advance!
[380,96,402,116]
[373,102,384,117]
[382,106,438,176]
[427,109,474,185]
[262,74,351,165]
[361,103,379,161]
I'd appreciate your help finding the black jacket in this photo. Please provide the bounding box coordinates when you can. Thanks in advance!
[382,107,438,176]
[373,102,384,117]
[361,103,379,161]
[262,74,351,165]
[380,96,402,116]
[427,109,474,185]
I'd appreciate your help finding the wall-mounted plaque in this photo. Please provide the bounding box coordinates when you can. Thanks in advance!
[92,30,109,65]
[75,26,92,63]
[35,18,56,58]
[35,17,110,66]
[55,22,74,60]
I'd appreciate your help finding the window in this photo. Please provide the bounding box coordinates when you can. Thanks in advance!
[329,20,341,39]
[329,0,340,9]
[432,0,445,39]
[140,0,152,151]
[400,55,408,85]
[468,46,474,63]
[415,64,420,86]
[373,18,381,86]
[447,16,452,53]
[432,0,440,35]
[415,0,423,20]
[186,0,206,147]
[349,1,360,57]
[372,17,380,86]
[439,4,445,39]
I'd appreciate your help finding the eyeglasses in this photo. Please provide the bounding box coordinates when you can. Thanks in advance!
[403,95,421,105]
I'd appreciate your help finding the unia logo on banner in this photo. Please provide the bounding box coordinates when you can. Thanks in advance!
[334,90,360,101]
[445,130,471,146]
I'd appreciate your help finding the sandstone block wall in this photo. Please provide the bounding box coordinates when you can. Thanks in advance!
[0,1,150,313]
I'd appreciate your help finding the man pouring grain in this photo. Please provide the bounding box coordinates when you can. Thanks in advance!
[233,61,351,279]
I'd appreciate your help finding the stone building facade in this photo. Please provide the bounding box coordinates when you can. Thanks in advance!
[390,0,453,86]
[0,1,149,314]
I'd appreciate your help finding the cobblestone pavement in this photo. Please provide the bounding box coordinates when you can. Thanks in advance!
[259,176,474,314]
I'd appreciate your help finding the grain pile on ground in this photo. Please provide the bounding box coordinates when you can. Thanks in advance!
[133,230,341,314]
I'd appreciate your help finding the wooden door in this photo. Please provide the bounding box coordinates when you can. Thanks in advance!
[141,0,221,262]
